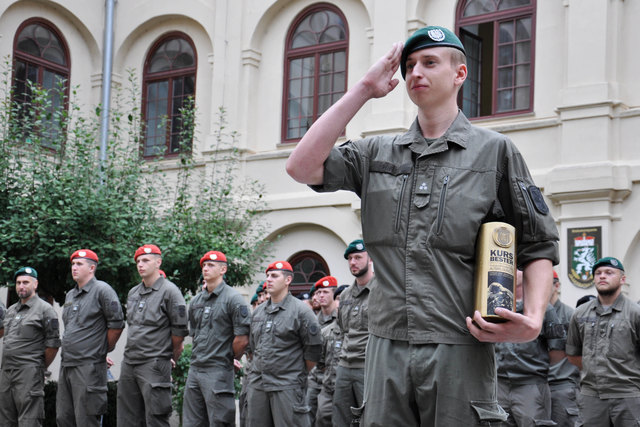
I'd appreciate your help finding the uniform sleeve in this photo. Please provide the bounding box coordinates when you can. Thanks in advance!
[101,285,125,329]
[43,304,61,348]
[232,294,251,337]
[187,295,198,337]
[499,143,559,267]
[542,304,566,351]
[167,285,189,337]
[565,310,583,356]
[0,301,5,329]
[309,140,370,196]
[300,308,323,363]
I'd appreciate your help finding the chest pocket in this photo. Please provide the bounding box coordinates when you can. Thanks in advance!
[62,303,80,325]
[607,318,633,359]
[362,161,412,247]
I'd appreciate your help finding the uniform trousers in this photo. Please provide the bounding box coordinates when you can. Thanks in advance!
[497,381,554,427]
[56,362,107,427]
[182,365,235,427]
[549,382,580,427]
[579,394,640,427]
[314,388,333,427]
[332,366,364,427]
[361,336,508,427]
[305,370,323,424]
[246,385,310,427]
[117,358,173,427]
[0,366,45,427]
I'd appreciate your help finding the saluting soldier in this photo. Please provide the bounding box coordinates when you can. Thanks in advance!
[0,267,60,426]
[57,250,124,427]
[246,261,322,427]
[182,251,251,426]
[117,244,188,427]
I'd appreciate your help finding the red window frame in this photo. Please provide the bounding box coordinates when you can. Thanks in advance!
[456,0,536,119]
[141,32,197,158]
[288,250,331,296]
[281,3,349,143]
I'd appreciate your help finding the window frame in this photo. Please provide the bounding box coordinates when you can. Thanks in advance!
[12,18,71,147]
[141,31,197,159]
[288,250,331,296]
[456,0,537,119]
[281,3,349,144]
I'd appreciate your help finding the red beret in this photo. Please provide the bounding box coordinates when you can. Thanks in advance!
[70,249,99,263]
[553,270,559,280]
[134,244,162,261]
[314,276,337,288]
[200,251,227,266]
[158,270,166,278]
[266,261,293,273]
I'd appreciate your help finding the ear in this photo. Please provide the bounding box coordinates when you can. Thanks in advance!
[221,265,228,274]
[285,274,293,286]
[454,63,467,86]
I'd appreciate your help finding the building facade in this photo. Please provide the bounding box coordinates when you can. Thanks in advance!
[0,0,639,350]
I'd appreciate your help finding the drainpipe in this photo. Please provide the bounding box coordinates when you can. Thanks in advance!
[99,0,116,180]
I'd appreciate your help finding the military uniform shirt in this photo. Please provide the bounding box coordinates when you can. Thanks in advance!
[188,281,251,368]
[337,280,373,368]
[548,299,580,386]
[124,276,188,362]
[320,320,342,393]
[0,301,6,329]
[249,293,322,391]
[2,296,60,368]
[312,112,559,344]
[61,277,124,366]
[566,293,640,398]
[496,302,566,384]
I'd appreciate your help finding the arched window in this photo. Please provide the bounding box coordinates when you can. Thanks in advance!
[282,4,348,143]
[288,250,330,295]
[456,0,536,118]
[12,19,70,147]
[142,33,196,157]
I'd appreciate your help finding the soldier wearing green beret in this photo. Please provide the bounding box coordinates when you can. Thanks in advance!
[287,24,559,426]
[567,257,640,426]
[0,267,60,426]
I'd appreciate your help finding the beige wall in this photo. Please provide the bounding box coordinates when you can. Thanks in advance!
[2,0,640,374]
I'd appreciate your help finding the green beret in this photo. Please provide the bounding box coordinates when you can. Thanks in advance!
[256,281,265,294]
[14,266,38,281]
[401,26,466,79]
[309,284,316,296]
[250,293,258,304]
[344,239,366,259]
[592,257,624,275]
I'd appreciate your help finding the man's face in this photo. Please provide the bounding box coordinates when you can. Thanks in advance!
[265,270,290,297]
[136,254,161,279]
[594,267,625,297]
[315,288,334,308]
[202,261,227,282]
[71,258,95,284]
[404,47,465,109]
[257,291,267,304]
[15,275,37,301]
[347,252,370,278]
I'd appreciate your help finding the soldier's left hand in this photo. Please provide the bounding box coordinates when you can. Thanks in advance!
[466,308,542,343]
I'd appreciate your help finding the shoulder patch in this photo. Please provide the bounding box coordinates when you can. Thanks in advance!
[309,324,319,335]
[240,305,249,318]
[527,185,549,215]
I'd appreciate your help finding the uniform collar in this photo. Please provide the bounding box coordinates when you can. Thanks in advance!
[594,292,626,314]
[17,295,39,310]
[395,111,469,157]
[204,281,227,299]
[140,276,164,294]
[76,276,97,294]
[265,293,292,314]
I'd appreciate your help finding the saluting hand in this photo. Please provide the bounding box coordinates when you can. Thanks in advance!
[359,42,404,99]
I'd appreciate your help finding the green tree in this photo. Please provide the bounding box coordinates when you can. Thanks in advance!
[0,64,270,303]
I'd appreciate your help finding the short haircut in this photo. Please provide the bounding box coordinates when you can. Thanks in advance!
[449,47,467,66]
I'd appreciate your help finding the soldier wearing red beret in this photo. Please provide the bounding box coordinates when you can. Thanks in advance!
[57,250,124,427]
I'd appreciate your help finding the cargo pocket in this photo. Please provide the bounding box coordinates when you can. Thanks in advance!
[292,403,312,427]
[470,400,508,425]
[85,385,108,415]
[150,382,173,415]
[26,389,45,419]
[350,401,364,427]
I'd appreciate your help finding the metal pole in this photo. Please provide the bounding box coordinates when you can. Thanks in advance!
[99,0,116,181]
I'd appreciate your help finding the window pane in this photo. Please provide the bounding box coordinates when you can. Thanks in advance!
[320,54,333,73]
[516,17,531,40]
[500,0,532,10]
[515,41,530,63]
[289,78,301,98]
[464,0,531,17]
[499,22,514,43]
[497,89,513,112]
[149,37,195,73]
[319,74,331,94]
[333,71,345,92]
[498,45,513,66]
[302,57,315,76]
[334,51,346,72]
[16,23,67,65]
[318,94,330,114]
[290,59,302,78]
[290,9,346,48]
[515,64,530,86]
[301,77,314,97]
[514,87,530,110]
[498,68,513,89]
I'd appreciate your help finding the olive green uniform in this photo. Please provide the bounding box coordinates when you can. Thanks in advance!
[305,309,336,424]
[0,300,6,330]
[496,302,566,426]
[312,112,559,425]
[315,319,342,427]
[548,299,580,426]
[117,276,188,427]
[0,296,60,426]
[332,280,372,427]
[566,293,640,426]
[247,293,322,427]
[183,282,251,426]
[57,278,124,427]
